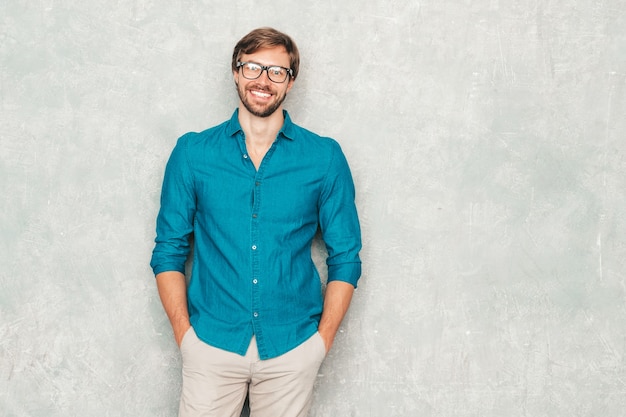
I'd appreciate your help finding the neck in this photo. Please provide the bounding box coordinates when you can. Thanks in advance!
[238,104,285,146]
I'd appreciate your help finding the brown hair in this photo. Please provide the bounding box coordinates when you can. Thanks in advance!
[231,27,300,79]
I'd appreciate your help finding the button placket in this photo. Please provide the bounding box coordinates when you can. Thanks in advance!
[247,138,279,348]
[250,167,263,331]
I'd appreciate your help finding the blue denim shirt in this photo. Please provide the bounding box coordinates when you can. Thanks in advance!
[150,110,362,359]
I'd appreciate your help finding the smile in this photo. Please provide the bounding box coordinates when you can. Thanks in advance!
[250,90,272,98]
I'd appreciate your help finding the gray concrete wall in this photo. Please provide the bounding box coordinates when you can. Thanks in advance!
[2,1,625,416]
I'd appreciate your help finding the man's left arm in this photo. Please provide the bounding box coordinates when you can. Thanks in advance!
[317,140,362,353]
[318,280,355,353]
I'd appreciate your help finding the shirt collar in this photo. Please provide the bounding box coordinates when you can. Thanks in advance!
[227,109,296,141]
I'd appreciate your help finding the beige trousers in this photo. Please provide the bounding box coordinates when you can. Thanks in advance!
[178,328,327,417]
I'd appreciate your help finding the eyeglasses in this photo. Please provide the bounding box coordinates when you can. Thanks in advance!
[236,61,293,83]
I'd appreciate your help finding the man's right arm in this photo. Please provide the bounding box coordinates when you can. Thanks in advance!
[156,271,191,347]
[151,136,196,347]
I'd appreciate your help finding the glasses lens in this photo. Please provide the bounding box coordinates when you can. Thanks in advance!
[267,67,288,83]
[242,63,262,79]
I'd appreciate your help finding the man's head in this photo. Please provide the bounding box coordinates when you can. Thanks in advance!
[232,27,300,80]
[232,28,300,118]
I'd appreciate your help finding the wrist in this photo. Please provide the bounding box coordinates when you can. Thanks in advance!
[174,322,191,347]
[317,327,335,353]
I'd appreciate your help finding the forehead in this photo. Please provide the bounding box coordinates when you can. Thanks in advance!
[240,46,290,67]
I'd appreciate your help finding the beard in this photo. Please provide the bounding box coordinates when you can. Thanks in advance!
[236,81,287,118]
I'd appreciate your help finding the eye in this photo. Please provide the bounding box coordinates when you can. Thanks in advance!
[246,63,262,71]
[269,67,285,76]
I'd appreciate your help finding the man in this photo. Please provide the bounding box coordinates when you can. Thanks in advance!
[150,27,362,417]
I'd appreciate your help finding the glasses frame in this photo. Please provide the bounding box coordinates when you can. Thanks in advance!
[236,61,293,83]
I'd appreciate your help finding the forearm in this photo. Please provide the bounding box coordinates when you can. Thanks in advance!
[318,280,355,353]
[156,271,191,347]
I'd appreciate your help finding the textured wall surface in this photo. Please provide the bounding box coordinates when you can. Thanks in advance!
[2,1,626,416]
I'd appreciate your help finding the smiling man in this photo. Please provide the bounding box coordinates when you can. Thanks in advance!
[150,27,362,417]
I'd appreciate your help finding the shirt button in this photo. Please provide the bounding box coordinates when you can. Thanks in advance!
[253,312,259,317]
[253,279,258,284]
[243,154,249,159]
[252,213,258,218]
[252,245,257,250]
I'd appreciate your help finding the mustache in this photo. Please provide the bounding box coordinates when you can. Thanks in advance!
[246,84,273,93]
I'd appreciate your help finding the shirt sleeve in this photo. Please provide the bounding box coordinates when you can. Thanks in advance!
[318,140,362,287]
[150,134,196,276]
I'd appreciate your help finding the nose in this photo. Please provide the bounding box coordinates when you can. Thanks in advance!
[257,68,273,84]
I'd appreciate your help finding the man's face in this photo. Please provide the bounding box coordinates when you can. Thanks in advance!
[234,46,294,118]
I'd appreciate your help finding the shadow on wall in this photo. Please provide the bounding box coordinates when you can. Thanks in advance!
[241,395,249,417]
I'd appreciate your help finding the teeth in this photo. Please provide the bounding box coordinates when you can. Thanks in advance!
[251,91,271,98]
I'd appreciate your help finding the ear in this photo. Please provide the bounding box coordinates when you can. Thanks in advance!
[286,77,295,93]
